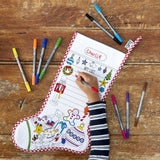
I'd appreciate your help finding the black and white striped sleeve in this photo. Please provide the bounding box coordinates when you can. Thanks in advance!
[88,101,110,160]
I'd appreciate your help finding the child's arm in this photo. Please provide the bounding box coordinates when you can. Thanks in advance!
[76,72,110,160]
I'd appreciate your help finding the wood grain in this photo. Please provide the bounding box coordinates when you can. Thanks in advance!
[0,0,160,159]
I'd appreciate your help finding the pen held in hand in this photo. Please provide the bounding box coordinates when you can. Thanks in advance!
[81,79,99,93]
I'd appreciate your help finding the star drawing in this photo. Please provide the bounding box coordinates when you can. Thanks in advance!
[82,59,88,65]
[100,79,108,87]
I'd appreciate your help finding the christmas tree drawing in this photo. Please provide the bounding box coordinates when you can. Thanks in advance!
[105,70,112,80]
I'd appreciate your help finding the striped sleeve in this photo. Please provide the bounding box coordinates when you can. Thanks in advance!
[88,101,110,160]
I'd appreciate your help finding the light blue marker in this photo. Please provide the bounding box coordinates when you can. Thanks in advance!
[35,38,47,84]
[94,4,122,43]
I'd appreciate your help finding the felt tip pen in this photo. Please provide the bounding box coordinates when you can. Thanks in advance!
[86,13,121,45]
[12,48,31,92]
[39,37,62,80]
[111,95,127,139]
[32,39,37,85]
[126,92,129,138]
[94,4,122,43]
[35,38,47,84]
[134,82,148,127]
[81,79,99,93]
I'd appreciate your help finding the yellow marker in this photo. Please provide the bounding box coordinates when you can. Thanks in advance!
[12,48,31,92]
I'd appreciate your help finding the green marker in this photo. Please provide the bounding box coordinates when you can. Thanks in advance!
[39,37,62,80]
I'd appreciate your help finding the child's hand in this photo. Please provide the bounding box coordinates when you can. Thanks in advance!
[75,72,100,103]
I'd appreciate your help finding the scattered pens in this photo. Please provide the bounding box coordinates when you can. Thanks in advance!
[35,38,47,84]
[12,48,31,92]
[134,82,148,127]
[32,39,37,85]
[126,92,129,138]
[39,37,62,80]
[94,4,122,43]
[111,95,127,139]
[85,13,121,45]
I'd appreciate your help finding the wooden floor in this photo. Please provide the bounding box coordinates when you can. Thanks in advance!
[0,0,160,159]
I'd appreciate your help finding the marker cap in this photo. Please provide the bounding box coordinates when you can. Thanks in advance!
[143,82,148,92]
[12,48,18,58]
[111,95,117,105]
[134,117,139,127]
[25,82,31,92]
[126,129,129,139]
[91,86,99,93]
[126,92,129,102]
[121,130,127,139]
[113,36,122,45]
[33,39,38,49]
[94,4,102,13]
[32,75,36,85]
[39,70,46,80]
[86,13,94,21]
[35,74,39,84]
[115,33,123,43]
[42,38,47,48]
[55,37,62,47]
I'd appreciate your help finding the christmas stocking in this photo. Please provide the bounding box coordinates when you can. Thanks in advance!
[12,32,142,153]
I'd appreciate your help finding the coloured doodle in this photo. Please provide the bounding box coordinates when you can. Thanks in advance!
[63,109,80,126]
[62,66,73,75]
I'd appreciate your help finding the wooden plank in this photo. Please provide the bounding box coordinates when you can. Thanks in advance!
[1,135,160,159]
[0,0,159,29]
[0,29,159,62]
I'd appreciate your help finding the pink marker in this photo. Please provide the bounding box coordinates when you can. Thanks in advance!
[111,95,127,139]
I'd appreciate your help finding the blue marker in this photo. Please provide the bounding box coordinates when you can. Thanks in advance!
[35,38,47,84]
[126,92,129,138]
[94,4,122,43]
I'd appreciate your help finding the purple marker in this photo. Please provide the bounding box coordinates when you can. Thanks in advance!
[111,95,127,140]
[126,92,129,139]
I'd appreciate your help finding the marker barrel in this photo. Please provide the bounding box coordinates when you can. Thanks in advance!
[136,91,145,118]
[93,20,114,39]
[33,49,36,75]
[126,92,129,138]
[44,47,57,71]
[12,48,31,92]
[16,57,27,83]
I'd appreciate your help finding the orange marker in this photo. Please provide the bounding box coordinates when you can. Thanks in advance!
[32,39,37,85]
